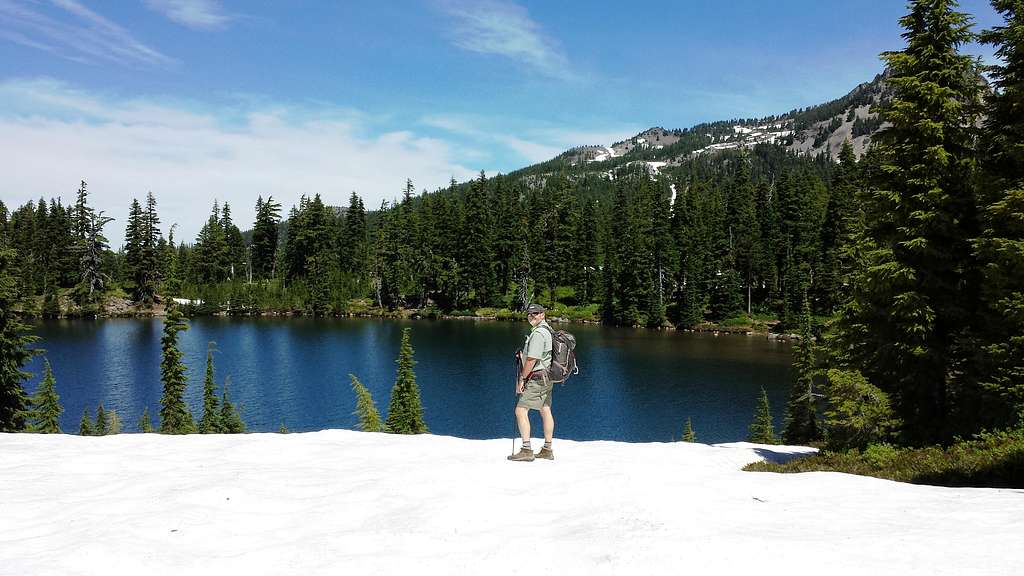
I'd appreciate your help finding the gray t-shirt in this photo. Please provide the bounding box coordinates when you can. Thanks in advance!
[521,321,553,372]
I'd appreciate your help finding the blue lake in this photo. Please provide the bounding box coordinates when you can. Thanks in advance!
[24,317,795,443]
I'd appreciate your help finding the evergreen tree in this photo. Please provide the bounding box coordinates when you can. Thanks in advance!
[682,417,696,443]
[975,1,1024,428]
[0,247,40,432]
[221,202,246,280]
[219,376,245,433]
[251,196,282,280]
[192,201,228,284]
[28,359,62,433]
[349,373,383,432]
[76,210,114,314]
[199,342,222,433]
[727,153,762,315]
[783,296,819,444]
[817,140,859,313]
[107,410,121,434]
[79,408,93,436]
[462,171,498,306]
[139,191,162,305]
[159,305,195,434]
[95,404,108,436]
[747,387,777,444]
[73,180,92,242]
[139,407,154,433]
[837,0,982,444]
[124,198,144,300]
[384,328,428,434]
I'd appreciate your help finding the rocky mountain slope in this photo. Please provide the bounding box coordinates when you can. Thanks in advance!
[554,72,887,174]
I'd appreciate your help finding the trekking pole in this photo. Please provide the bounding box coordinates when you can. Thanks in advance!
[512,351,522,456]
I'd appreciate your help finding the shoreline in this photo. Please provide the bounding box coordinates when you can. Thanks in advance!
[25,297,800,339]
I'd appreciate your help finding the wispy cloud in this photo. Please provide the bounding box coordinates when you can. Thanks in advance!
[0,0,173,67]
[144,0,231,30]
[438,0,574,80]
[421,113,639,164]
[0,79,478,247]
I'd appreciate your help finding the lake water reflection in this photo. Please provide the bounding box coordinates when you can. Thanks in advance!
[25,317,794,443]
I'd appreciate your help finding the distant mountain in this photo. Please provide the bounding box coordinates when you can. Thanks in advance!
[529,72,889,178]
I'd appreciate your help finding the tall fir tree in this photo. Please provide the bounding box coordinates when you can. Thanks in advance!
[251,195,282,280]
[462,171,498,306]
[837,0,982,444]
[0,247,40,432]
[28,359,62,433]
[159,305,195,434]
[783,296,820,444]
[384,328,428,434]
[975,1,1024,428]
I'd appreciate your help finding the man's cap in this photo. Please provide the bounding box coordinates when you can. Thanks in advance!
[526,303,545,314]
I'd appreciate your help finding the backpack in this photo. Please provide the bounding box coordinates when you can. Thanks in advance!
[541,325,579,384]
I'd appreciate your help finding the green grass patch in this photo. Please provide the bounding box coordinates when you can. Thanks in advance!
[744,428,1024,488]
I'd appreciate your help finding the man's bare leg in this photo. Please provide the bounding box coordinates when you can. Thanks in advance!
[540,405,554,444]
[515,405,531,443]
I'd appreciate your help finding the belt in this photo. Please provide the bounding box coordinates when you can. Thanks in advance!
[527,370,546,380]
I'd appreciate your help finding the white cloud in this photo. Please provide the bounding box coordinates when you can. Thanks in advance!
[0,79,477,247]
[144,0,231,30]
[0,0,173,67]
[439,0,574,80]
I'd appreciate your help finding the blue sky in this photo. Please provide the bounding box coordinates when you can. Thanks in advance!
[0,0,1002,245]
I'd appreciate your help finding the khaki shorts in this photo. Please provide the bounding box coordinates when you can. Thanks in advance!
[517,375,553,410]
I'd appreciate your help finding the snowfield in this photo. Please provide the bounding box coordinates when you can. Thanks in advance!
[1,430,1021,575]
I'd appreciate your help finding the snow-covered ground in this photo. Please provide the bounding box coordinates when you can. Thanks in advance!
[1,431,1021,575]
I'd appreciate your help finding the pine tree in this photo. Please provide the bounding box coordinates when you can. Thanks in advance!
[462,171,497,306]
[975,1,1024,428]
[199,342,222,433]
[95,404,108,436]
[139,191,161,305]
[139,407,154,433]
[350,373,383,432]
[783,296,819,444]
[28,359,62,433]
[748,387,776,444]
[107,410,121,434]
[837,0,982,444]
[76,210,114,314]
[251,196,282,280]
[384,328,428,434]
[124,198,144,301]
[682,417,696,443]
[221,202,246,280]
[0,247,40,432]
[73,180,92,242]
[79,408,93,436]
[727,153,761,316]
[219,376,245,433]
[159,305,195,434]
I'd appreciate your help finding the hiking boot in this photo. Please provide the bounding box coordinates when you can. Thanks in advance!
[535,447,554,460]
[507,447,535,462]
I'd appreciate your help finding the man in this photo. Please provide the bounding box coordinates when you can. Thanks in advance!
[508,303,555,462]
